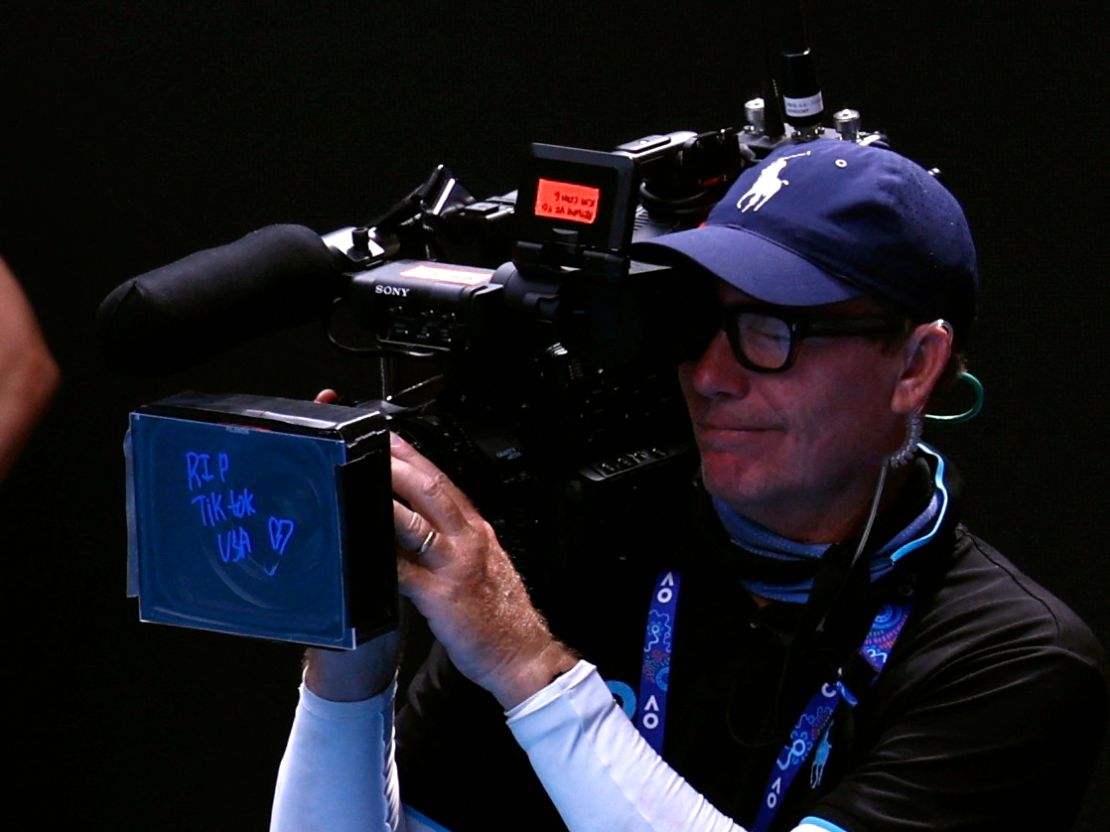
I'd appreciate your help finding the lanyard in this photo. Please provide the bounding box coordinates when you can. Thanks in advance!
[635,570,681,753]
[752,592,915,831]
[634,570,915,831]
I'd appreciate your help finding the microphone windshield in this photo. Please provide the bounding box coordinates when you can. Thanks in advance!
[98,224,341,375]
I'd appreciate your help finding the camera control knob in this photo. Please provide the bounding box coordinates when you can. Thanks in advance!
[744,98,766,134]
[833,109,861,142]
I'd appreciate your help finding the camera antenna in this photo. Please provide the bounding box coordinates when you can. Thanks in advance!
[755,1,824,139]
[755,4,786,139]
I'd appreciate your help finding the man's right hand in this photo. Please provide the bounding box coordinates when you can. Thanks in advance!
[304,628,403,701]
[302,387,403,702]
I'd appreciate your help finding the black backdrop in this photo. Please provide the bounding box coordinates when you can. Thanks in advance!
[1,1,1107,828]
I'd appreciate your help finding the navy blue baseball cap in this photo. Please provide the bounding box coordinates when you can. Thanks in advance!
[633,138,978,339]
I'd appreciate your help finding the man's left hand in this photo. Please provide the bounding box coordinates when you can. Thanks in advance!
[389,432,577,709]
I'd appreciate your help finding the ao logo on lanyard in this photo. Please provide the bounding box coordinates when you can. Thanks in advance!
[621,570,915,832]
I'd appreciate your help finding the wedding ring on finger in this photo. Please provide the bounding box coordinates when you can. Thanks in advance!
[415,529,436,557]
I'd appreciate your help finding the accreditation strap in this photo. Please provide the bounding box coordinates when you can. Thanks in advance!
[752,592,916,831]
[632,570,915,831]
[635,571,681,753]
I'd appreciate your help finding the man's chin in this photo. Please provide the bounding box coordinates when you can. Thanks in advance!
[699,458,766,506]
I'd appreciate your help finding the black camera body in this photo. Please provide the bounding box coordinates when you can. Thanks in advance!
[319,133,753,577]
[109,120,856,646]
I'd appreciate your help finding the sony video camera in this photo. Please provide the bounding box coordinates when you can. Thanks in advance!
[101,96,872,647]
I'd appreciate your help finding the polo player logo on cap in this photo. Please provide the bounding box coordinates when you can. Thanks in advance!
[736,150,812,212]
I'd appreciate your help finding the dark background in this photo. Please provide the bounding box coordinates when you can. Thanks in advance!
[1,1,1107,828]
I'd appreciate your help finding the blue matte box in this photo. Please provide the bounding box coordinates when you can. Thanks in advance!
[125,392,397,648]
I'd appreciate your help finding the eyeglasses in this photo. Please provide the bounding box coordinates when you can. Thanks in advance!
[681,305,911,373]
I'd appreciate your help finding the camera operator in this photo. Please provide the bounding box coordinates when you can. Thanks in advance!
[271,140,1108,831]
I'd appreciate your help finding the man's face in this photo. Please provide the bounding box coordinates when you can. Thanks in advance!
[678,283,909,543]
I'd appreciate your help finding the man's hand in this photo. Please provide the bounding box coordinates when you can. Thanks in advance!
[302,387,404,702]
[304,629,403,702]
[390,432,577,709]
[302,390,575,707]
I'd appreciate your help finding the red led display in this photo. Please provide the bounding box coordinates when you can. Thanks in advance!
[534,178,600,225]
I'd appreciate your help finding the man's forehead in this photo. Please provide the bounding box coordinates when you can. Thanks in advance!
[714,280,884,316]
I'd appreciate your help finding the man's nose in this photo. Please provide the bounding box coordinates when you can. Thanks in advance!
[689,330,751,398]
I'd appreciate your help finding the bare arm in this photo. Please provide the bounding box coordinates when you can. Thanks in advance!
[0,256,59,480]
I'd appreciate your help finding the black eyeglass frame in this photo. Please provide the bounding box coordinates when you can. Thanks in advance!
[720,305,913,373]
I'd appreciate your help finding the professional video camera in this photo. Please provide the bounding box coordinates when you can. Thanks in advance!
[100,9,883,648]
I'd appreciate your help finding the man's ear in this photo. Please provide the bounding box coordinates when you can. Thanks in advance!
[890,320,953,415]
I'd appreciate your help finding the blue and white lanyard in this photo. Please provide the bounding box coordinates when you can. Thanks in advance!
[634,571,914,832]
[752,593,914,831]
[636,570,681,752]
